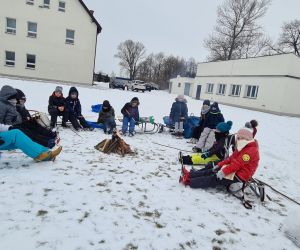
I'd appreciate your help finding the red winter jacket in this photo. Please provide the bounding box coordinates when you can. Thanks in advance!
[217,140,260,182]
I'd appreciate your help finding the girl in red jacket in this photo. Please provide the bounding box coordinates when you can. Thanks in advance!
[180,126,260,189]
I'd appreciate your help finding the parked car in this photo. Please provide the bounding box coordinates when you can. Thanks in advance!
[149,82,159,90]
[125,80,146,92]
[109,77,130,90]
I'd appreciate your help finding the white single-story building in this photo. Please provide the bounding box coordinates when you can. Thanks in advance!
[0,0,102,85]
[169,53,300,117]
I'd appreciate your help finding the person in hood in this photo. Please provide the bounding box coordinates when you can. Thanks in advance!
[180,126,259,189]
[65,87,94,131]
[193,102,225,152]
[121,97,140,136]
[0,123,62,162]
[11,89,58,149]
[188,99,210,144]
[97,100,116,134]
[0,85,22,126]
[181,121,234,165]
[48,86,68,128]
[169,94,188,137]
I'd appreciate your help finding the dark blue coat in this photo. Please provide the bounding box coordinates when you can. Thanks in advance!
[202,103,224,129]
[170,101,188,123]
[121,103,139,121]
[65,87,82,117]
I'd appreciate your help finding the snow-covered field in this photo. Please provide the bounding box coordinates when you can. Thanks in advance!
[0,77,300,250]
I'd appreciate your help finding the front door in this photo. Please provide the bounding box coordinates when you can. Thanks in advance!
[184,83,191,96]
[196,85,202,100]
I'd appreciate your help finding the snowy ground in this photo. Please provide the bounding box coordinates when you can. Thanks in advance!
[0,77,300,250]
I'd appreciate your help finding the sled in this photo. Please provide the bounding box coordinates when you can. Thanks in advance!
[116,116,160,134]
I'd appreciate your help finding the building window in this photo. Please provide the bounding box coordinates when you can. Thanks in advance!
[5,51,15,67]
[6,18,16,35]
[43,0,50,8]
[66,29,75,44]
[230,84,241,96]
[27,22,37,38]
[177,82,181,88]
[217,84,226,95]
[245,85,259,99]
[26,54,36,69]
[58,1,65,12]
[206,83,214,94]
[26,0,34,5]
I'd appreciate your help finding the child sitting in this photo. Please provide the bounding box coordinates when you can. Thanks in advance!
[121,97,140,136]
[97,100,116,134]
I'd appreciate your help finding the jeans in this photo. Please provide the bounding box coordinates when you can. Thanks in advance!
[103,117,116,132]
[122,116,136,133]
[0,130,48,159]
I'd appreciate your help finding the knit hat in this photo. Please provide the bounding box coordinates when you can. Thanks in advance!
[15,89,26,101]
[237,127,254,141]
[102,100,110,108]
[175,94,187,103]
[203,99,210,106]
[216,121,233,133]
[131,97,140,105]
[55,86,63,93]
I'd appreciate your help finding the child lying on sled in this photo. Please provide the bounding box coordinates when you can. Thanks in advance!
[180,121,234,165]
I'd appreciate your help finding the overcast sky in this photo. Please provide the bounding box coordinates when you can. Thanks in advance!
[83,0,300,75]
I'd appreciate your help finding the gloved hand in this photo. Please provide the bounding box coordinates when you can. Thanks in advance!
[192,146,202,153]
[216,170,225,180]
[212,163,220,172]
[201,152,209,159]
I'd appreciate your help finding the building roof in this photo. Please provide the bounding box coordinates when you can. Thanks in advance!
[79,0,102,34]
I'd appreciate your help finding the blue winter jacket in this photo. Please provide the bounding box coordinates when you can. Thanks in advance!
[203,103,224,129]
[170,101,188,123]
[65,87,82,117]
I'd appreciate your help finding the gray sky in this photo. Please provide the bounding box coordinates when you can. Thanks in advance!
[83,0,300,75]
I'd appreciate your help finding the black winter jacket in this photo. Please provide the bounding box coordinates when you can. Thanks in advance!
[48,93,66,112]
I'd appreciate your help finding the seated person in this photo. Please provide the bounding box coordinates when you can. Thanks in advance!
[97,100,116,134]
[65,87,94,131]
[48,86,68,128]
[0,123,62,162]
[181,121,234,165]
[121,97,140,136]
[180,126,259,189]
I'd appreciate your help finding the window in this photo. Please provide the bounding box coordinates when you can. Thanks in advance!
[43,0,50,8]
[5,51,15,66]
[245,85,259,99]
[217,84,226,95]
[27,22,37,38]
[229,84,241,96]
[66,29,75,44]
[177,82,181,88]
[26,54,36,69]
[206,83,214,94]
[26,0,34,5]
[58,1,65,12]
[6,18,16,34]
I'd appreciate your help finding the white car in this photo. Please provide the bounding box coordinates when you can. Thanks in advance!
[125,80,146,92]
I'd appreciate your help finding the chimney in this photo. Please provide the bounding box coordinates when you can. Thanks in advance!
[89,10,94,15]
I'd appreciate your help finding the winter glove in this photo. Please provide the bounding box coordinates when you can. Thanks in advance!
[216,170,225,180]
[212,164,220,172]
[192,146,202,153]
[201,152,209,159]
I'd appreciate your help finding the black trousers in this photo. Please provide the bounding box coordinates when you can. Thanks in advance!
[66,114,90,129]
[49,108,68,127]
[189,167,236,189]
[192,126,203,140]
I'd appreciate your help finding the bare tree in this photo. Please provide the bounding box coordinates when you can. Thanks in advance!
[278,20,300,56]
[115,40,146,79]
[204,0,271,61]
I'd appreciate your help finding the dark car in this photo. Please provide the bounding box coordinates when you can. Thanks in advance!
[109,77,130,90]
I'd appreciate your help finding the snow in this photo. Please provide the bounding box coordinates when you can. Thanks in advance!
[1,77,300,250]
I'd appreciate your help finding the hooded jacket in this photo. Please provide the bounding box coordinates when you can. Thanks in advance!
[97,104,115,124]
[202,103,224,129]
[169,97,188,123]
[121,100,139,121]
[0,85,22,125]
[65,87,82,117]
[15,89,31,121]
